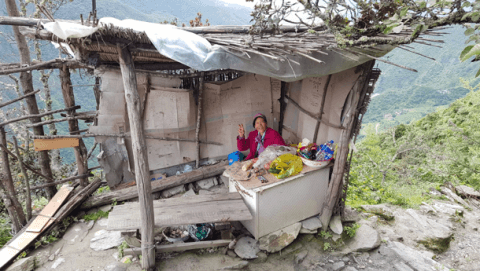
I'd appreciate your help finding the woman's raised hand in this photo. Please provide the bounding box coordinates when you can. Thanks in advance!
[238,124,245,138]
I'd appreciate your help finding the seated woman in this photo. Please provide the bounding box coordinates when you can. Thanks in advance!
[237,113,286,160]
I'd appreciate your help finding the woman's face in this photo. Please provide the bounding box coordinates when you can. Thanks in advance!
[255,118,267,135]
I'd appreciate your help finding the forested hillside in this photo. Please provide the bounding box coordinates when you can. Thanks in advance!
[364,25,480,130]
[348,89,480,208]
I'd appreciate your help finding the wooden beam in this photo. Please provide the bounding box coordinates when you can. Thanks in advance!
[0,59,90,76]
[195,72,204,169]
[118,43,155,271]
[313,74,332,143]
[80,160,228,209]
[0,105,81,127]
[25,116,85,128]
[29,173,91,190]
[124,240,231,256]
[278,81,287,136]
[33,138,79,151]
[284,94,344,130]
[31,134,223,145]
[0,16,49,26]
[0,89,40,109]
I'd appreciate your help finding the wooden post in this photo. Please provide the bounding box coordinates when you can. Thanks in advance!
[118,44,155,271]
[195,73,204,169]
[59,65,88,187]
[5,0,56,199]
[278,81,287,136]
[319,61,375,228]
[12,136,32,221]
[0,127,26,231]
[312,74,332,143]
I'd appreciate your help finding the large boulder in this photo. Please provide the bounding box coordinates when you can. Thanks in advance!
[361,204,395,221]
[456,185,480,198]
[258,222,301,253]
[388,241,451,271]
[440,187,469,207]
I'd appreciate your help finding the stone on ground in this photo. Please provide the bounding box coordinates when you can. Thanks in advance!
[440,187,469,207]
[361,204,395,221]
[5,256,34,271]
[105,262,127,271]
[343,224,381,253]
[182,189,196,197]
[332,261,345,270]
[63,222,90,245]
[430,201,464,216]
[388,241,451,271]
[120,255,133,263]
[258,222,302,253]
[329,215,343,234]
[342,206,360,222]
[343,267,358,271]
[253,252,268,263]
[90,230,124,251]
[222,260,249,270]
[51,258,65,269]
[456,185,480,198]
[294,250,308,264]
[301,216,322,231]
[99,204,113,212]
[234,236,260,259]
[196,177,217,190]
[161,185,186,198]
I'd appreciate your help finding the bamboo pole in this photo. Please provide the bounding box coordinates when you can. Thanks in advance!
[195,72,204,169]
[0,89,40,109]
[31,134,223,145]
[0,59,88,76]
[0,143,54,182]
[0,105,81,127]
[313,74,332,143]
[29,173,91,190]
[118,43,155,271]
[25,116,85,128]
[12,136,31,220]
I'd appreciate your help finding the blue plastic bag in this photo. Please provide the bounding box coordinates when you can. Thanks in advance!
[228,151,245,165]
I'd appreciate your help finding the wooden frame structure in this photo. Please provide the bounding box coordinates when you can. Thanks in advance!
[0,14,444,271]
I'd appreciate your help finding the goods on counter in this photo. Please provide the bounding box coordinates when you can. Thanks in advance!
[253,144,297,170]
[268,153,303,179]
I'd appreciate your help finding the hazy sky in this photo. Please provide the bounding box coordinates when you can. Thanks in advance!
[218,0,255,8]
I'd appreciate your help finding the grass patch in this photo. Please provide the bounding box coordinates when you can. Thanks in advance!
[83,209,109,221]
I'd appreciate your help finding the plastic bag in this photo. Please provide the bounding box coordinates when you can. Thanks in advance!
[268,153,303,179]
[188,223,214,241]
[253,145,297,169]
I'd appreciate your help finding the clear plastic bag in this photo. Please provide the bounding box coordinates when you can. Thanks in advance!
[253,145,297,169]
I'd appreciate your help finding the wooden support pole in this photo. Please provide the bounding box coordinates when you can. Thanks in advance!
[319,61,375,228]
[59,65,88,188]
[278,81,287,136]
[0,143,55,182]
[0,105,81,127]
[284,94,344,130]
[0,127,26,231]
[0,89,40,109]
[12,136,31,221]
[195,72,204,169]
[118,43,155,271]
[313,74,332,143]
[25,116,86,128]
[0,59,89,76]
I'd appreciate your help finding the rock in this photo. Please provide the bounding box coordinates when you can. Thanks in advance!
[301,216,323,231]
[227,250,237,258]
[51,258,65,269]
[228,239,237,250]
[300,228,317,234]
[258,222,301,253]
[222,260,249,270]
[429,188,442,196]
[182,189,196,197]
[282,243,303,255]
[331,233,342,242]
[332,261,345,271]
[388,241,451,271]
[87,220,95,230]
[343,224,381,253]
[97,218,109,227]
[343,267,358,271]
[112,252,119,261]
[209,185,229,194]
[90,230,124,251]
[234,237,260,259]
[342,206,361,222]
[5,256,35,271]
[440,187,469,207]
[329,215,343,234]
[392,262,414,271]
[198,189,215,195]
[360,204,395,221]
[63,222,90,244]
[196,177,217,190]
[456,185,480,198]
[253,252,268,263]
[431,201,464,216]
[48,254,55,261]
[120,255,133,264]
[99,204,113,212]
[161,185,186,198]
[104,263,127,271]
[294,250,308,264]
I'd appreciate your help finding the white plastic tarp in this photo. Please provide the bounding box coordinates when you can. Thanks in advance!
[42,18,385,81]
